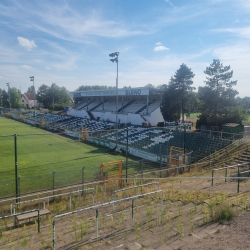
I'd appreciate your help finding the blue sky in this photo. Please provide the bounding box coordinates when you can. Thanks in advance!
[0,0,249,96]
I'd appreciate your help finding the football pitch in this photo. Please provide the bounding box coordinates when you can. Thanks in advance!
[0,117,139,197]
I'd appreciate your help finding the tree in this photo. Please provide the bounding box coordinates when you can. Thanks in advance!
[37,84,50,108]
[144,83,155,88]
[161,64,195,123]
[197,59,240,128]
[1,89,9,108]
[172,64,195,122]
[9,87,22,108]
[27,85,35,94]
[160,80,181,122]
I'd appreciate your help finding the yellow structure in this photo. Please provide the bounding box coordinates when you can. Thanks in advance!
[41,119,46,127]
[169,146,184,166]
[81,127,88,140]
[20,114,23,121]
[100,160,123,187]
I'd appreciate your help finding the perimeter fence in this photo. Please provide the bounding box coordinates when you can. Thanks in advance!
[0,114,247,201]
[0,131,174,199]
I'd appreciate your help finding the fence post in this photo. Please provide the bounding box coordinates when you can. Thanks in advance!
[237,166,240,193]
[18,175,21,204]
[82,166,85,196]
[136,187,138,206]
[53,170,56,198]
[160,144,162,178]
[179,180,181,195]
[212,170,214,186]
[96,208,99,237]
[52,219,55,250]
[141,159,144,178]
[225,168,227,182]
[69,193,72,211]
[38,210,40,233]
[126,127,128,183]
[131,199,134,227]
[14,134,18,205]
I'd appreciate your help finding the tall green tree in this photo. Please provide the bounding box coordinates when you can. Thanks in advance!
[37,84,50,108]
[9,87,22,108]
[1,89,9,108]
[197,59,240,127]
[160,79,181,122]
[161,64,195,122]
[172,64,195,122]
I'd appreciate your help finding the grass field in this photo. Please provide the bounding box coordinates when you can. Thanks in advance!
[0,117,141,197]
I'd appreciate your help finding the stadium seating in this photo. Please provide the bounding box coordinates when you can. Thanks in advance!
[98,127,232,162]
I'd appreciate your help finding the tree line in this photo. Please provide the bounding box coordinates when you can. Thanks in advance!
[0,83,72,110]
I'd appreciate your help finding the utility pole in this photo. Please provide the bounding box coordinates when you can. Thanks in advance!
[109,52,119,147]
[30,76,35,124]
[6,83,11,114]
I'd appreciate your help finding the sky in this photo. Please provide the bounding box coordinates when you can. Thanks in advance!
[0,0,249,97]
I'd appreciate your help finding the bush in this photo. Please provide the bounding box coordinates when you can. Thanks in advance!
[210,204,236,223]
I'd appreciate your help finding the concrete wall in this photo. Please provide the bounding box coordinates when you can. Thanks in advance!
[150,107,164,126]
[68,109,90,119]
[69,108,162,126]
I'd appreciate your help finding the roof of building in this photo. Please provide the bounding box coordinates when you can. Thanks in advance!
[222,123,241,127]
[71,87,163,98]
[24,93,35,100]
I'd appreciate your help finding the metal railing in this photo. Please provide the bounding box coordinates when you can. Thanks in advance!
[52,190,163,250]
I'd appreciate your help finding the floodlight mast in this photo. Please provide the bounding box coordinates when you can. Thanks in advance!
[6,83,11,113]
[109,52,119,147]
[30,76,36,124]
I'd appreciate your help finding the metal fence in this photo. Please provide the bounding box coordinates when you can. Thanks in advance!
[0,113,244,201]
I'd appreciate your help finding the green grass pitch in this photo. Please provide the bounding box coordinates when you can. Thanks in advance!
[0,117,139,197]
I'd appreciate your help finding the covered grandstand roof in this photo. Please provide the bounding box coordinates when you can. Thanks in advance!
[71,87,163,98]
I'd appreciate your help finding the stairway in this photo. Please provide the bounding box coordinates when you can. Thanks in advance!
[87,111,95,120]
[118,99,135,113]
[135,100,155,114]
[89,99,108,111]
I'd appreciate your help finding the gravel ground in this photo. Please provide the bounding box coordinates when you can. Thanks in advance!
[181,211,250,250]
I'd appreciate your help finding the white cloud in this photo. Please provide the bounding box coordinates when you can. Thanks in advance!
[0,76,3,78]
[45,66,51,70]
[213,26,250,38]
[17,37,37,51]
[20,65,32,69]
[154,45,169,51]
[165,0,174,7]
[156,42,162,46]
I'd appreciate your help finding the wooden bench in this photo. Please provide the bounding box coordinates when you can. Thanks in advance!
[15,209,51,225]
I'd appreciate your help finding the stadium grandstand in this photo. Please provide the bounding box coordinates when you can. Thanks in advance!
[69,87,164,126]
[18,86,234,164]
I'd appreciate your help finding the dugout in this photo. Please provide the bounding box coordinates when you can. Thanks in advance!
[222,123,244,139]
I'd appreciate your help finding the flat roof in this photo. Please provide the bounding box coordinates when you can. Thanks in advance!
[71,87,163,97]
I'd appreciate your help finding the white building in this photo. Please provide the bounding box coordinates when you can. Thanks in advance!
[21,93,38,109]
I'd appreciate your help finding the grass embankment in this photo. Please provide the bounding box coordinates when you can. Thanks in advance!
[0,117,140,197]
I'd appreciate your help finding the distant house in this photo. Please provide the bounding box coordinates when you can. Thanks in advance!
[21,93,38,109]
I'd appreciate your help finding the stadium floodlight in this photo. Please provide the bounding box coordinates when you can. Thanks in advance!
[29,76,36,124]
[6,83,11,112]
[109,52,119,58]
[109,51,119,147]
